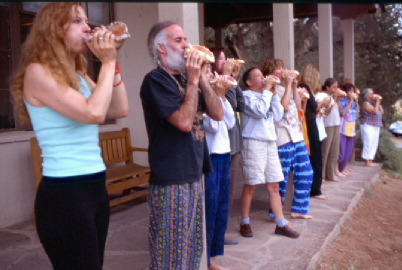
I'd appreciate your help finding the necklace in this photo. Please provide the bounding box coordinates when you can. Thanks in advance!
[157,61,186,96]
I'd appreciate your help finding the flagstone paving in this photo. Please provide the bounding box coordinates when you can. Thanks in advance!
[0,162,381,270]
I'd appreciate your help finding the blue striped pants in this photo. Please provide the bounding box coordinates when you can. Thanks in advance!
[277,141,313,214]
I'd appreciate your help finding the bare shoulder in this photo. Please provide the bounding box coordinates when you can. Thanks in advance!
[24,63,64,106]
[25,63,49,79]
[25,63,58,89]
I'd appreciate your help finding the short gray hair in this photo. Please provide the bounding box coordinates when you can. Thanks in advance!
[363,88,373,101]
[147,21,178,65]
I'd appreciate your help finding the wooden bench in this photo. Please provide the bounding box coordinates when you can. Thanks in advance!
[30,128,150,207]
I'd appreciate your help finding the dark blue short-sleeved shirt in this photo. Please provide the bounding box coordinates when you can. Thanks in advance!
[140,67,209,186]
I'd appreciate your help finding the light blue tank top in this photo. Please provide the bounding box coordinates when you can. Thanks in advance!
[25,75,106,177]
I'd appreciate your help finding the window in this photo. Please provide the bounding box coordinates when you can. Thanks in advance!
[0,2,114,131]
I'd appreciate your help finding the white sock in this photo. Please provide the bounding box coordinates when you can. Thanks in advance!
[241,218,250,225]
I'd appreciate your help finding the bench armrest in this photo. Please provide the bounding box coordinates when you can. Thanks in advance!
[131,147,149,153]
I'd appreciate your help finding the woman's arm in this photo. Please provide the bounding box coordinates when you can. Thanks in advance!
[24,61,116,124]
[199,65,224,122]
[280,72,297,112]
[222,99,236,130]
[363,100,380,114]
[85,68,129,119]
[292,80,302,112]
[24,29,127,124]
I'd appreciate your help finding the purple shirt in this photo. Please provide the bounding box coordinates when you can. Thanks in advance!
[361,101,383,127]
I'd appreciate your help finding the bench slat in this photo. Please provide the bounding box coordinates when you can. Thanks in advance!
[107,175,149,193]
[106,164,150,183]
[110,190,148,207]
[29,128,150,214]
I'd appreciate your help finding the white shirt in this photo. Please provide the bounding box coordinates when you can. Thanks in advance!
[324,99,341,127]
[203,98,236,154]
[241,89,284,141]
[274,85,304,146]
[315,92,328,141]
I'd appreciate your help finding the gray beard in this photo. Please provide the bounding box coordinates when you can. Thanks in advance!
[165,46,186,74]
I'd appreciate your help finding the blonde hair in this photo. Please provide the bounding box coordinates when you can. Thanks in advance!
[11,2,88,128]
[299,64,321,93]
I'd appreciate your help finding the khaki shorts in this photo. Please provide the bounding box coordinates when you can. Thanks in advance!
[241,138,284,185]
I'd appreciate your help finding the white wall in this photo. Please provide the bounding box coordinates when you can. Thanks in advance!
[158,3,201,44]
[114,2,159,167]
[0,133,36,227]
[0,2,203,228]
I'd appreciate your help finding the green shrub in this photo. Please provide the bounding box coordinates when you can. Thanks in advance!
[376,129,402,176]
[392,113,402,122]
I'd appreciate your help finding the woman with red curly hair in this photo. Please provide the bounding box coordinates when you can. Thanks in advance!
[11,3,128,269]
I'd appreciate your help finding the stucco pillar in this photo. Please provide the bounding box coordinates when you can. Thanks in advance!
[342,19,355,83]
[198,3,205,45]
[272,3,295,70]
[158,3,201,44]
[318,4,333,82]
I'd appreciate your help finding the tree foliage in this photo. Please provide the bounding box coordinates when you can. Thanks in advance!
[205,4,402,125]
[354,4,402,125]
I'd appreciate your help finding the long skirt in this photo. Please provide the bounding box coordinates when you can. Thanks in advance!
[148,179,204,270]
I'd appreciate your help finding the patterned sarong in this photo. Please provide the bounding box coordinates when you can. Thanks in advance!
[148,179,204,270]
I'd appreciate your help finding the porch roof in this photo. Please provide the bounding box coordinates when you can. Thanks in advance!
[204,3,383,28]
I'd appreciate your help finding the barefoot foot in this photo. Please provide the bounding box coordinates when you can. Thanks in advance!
[327,178,341,182]
[209,257,230,270]
[335,172,346,177]
[312,194,329,200]
[290,213,313,219]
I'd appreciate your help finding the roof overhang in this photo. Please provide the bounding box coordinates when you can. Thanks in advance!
[204,3,382,28]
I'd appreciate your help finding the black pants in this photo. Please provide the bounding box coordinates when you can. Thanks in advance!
[35,172,110,270]
[307,119,324,196]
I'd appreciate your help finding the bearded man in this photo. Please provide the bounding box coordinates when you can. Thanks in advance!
[140,21,223,270]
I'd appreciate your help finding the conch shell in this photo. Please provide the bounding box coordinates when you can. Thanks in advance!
[373,94,382,100]
[264,75,281,85]
[336,88,347,97]
[226,58,245,66]
[184,44,215,63]
[83,21,130,50]
[297,87,310,99]
[210,71,238,87]
[282,69,300,78]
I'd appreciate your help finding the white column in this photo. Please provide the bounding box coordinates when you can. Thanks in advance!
[318,4,333,82]
[114,3,158,166]
[158,3,201,44]
[273,3,295,69]
[198,3,205,45]
[342,19,355,82]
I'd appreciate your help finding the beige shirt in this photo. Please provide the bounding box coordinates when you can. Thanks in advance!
[274,85,305,147]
